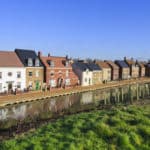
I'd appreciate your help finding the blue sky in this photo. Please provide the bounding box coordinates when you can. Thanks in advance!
[0,0,150,60]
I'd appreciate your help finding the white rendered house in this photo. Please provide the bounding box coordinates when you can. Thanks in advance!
[72,62,93,86]
[81,69,93,86]
[0,51,26,93]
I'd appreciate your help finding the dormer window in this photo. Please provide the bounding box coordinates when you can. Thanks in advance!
[35,58,40,67]
[51,61,54,67]
[48,60,55,67]
[28,58,33,66]
[86,69,89,75]
[65,61,69,67]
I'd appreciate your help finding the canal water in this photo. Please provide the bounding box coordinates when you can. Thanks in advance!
[0,83,150,138]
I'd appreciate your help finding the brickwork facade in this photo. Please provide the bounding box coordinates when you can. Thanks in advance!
[39,54,78,88]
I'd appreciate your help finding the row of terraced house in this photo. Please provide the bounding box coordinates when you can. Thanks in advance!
[0,49,150,93]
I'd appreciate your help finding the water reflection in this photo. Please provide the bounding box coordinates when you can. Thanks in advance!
[81,92,93,104]
[0,83,150,128]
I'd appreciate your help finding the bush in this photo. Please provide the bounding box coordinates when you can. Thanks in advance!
[129,132,141,146]
[138,125,150,140]
[117,133,135,150]
[95,122,113,140]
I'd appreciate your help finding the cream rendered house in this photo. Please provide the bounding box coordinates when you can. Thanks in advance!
[96,61,111,82]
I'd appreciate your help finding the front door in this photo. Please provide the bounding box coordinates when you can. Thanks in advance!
[89,78,91,85]
[8,83,13,91]
[57,78,63,88]
[35,81,40,90]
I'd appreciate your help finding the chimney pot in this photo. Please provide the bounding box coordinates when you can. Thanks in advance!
[38,51,42,57]
[66,55,68,60]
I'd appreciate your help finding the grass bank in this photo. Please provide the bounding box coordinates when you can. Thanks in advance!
[0,104,150,150]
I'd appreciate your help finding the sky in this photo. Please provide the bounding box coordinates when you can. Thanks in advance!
[0,0,150,60]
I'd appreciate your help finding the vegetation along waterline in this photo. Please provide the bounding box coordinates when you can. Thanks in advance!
[0,103,150,150]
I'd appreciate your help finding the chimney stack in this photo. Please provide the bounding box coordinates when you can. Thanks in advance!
[48,53,50,57]
[131,57,134,61]
[66,55,68,60]
[38,51,42,57]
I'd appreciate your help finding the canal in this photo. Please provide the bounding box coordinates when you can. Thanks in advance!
[0,83,150,139]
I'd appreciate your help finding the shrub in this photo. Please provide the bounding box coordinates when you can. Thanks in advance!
[138,125,150,140]
[107,116,123,126]
[95,122,113,140]
[68,143,77,150]
[129,132,141,146]
[117,133,135,150]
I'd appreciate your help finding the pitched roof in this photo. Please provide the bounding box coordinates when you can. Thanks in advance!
[137,61,145,68]
[73,62,89,71]
[96,61,110,69]
[125,59,136,66]
[105,60,119,69]
[146,63,150,68]
[15,49,43,67]
[86,63,101,71]
[73,62,101,71]
[40,55,71,68]
[0,51,23,67]
[115,60,129,68]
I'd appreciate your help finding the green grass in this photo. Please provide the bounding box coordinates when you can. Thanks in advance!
[0,104,150,150]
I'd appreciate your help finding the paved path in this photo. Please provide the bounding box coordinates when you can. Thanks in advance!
[0,77,150,107]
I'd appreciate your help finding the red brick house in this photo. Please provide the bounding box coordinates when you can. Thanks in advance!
[145,63,150,77]
[39,52,78,88]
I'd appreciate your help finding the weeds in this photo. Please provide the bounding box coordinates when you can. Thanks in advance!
[0,105,150,150]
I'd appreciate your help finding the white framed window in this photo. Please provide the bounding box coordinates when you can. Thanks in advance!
[0,83,2,91]
[35,70,39,77]
[35,58,40,66]
[48,60,55,67]
[8,72,12,76]
[17,72,21,78]
[17,82,21,89]
[51,61,55,67]
[65,79,70,85]
[29,71,32,76]
[66,70,69,77]
[65,61,69,67]
[49,80,56,87]
[28,58,33,66]
[0,72,2,79]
